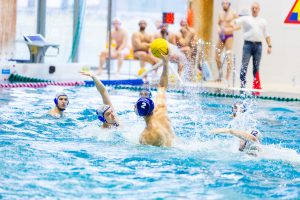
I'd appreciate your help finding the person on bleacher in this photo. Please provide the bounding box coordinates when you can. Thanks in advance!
[132,20,160,77]
[154,23,184,77]
[153,23,176,45]
[175,19,197,76]
[97,18,130,76]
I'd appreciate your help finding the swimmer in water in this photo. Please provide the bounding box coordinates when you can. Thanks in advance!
[210,101,262,156]
[80,71,120,128]
[139,87,152,98]
[134,55,175,147]
[48,92,69,118]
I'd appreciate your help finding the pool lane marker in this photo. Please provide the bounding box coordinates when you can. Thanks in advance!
[113,85,300,102]
[0,81,85,88]
[3,74,299,102]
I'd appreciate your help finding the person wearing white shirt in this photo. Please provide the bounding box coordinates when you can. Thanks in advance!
[235,2,272,88]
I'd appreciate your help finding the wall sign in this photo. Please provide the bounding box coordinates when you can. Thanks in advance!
[285,0,300,24]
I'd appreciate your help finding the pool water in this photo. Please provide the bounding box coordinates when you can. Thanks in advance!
[0,87,300,199]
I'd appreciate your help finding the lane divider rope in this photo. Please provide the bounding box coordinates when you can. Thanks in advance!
[2,74,299,102]
[113,85,300,102]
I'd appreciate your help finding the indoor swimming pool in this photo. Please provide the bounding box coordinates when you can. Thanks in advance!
[0,86,299,199]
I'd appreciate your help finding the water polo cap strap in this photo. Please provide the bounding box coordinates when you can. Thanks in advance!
[97,106,110,123]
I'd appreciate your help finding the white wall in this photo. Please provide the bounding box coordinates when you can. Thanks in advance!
[212,0,300,91]
[14,63,88,81]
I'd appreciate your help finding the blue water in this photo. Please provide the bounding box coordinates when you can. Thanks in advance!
[1,87,300,199]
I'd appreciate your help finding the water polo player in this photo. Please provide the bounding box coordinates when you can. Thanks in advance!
[48,92,69,118]
[135,55,175,147]
[80,71,120,128]
[210,101,262,156]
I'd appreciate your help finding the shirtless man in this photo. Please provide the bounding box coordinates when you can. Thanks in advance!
[175,19,197,76]
[48,92,69,118]
[175,19,197,57]
[215,0,238,82]
[98,18,130,75]
[132,20,159,75]
[134,56,175,147]
[80,71,120,128]
[154,23,176,45]
[154,23,185,77]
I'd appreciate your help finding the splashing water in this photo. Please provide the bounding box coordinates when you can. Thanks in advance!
[1,87,300,199]
[168,43,191,83]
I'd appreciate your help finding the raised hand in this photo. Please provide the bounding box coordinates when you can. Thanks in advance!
[161,54,169,64]
[80,71,95,77]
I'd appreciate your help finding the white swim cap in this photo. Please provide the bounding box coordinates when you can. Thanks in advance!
[96,104,111,123]
[232,101,246,115]
[54,92,69,109]
[55,92,68,100]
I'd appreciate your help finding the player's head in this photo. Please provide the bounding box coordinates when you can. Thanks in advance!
[134,97,154,117]
[251,2,260,17]
[232,101,246,117]
[54,92,69,111]
[96,104,117,124]
[139,20,147,31]
[112,17,122,30]
[160,23,169,34]
[180,19,188,27]
[222,0,231,11]
[180,19,188,33]
[139,88,152,98]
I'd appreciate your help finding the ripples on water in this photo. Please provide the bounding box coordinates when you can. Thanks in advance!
[0,87,300,199]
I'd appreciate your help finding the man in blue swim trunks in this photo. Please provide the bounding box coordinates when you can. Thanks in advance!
[48,92,69,118]
[210,101,262,156]
[215,0,238,83]
[134,55,175,147]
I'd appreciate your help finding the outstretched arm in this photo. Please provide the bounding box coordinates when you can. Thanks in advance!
[80,71,113,108]
[155,55,169,110]
[159,55,169,88]
[210,128,259,143]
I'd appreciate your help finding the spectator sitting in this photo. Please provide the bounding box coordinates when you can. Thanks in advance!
[175,19,197,76]
[132,20,160,78]
[154,23,184,77]
[97,18,130,76]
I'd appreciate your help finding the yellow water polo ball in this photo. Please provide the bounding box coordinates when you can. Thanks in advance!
[150,38,169,58]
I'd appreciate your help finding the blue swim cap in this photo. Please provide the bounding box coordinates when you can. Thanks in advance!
[54,92,69,105]
[96,104,110,123]
[135,97,154,117]
[54,92,69,111]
